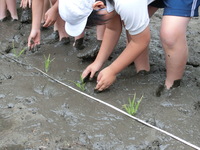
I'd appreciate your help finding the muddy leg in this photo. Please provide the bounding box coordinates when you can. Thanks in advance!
[160,16,190,89]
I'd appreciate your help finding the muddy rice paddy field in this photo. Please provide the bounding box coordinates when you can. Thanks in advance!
[0,7,200,150]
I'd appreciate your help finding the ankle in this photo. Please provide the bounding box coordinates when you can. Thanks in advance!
[136,68,150,74]
[11,15,18,20]
[165,82,172,90]
[165,79,181,89]
[59,36,69,41]
[73,38,85,50]
[0,15,7,20]
[97,40,102,45]
[155,79,181,97]
[137,70,149,76]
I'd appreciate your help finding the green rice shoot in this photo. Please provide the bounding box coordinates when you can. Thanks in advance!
[12,41,26,58]
[69,75,86,91]
[44,54,55,73]
[122,94,143,116]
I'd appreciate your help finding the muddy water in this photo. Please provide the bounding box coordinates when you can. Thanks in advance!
[0,9,200,150]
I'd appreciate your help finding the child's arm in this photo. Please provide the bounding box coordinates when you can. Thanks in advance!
[109,26,150,76]
[82,13,122,79]
[28,0,44,49]
[95,26,151,91]
[95,13,122,66]
[31,0,44,32]
[43,0,58,27]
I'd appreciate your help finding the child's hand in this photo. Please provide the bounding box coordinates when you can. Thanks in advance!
[28,30,41,51]
[82,61,103,82]
[20,0,32,9]
[95,66,116,91]
[43,6,58,27]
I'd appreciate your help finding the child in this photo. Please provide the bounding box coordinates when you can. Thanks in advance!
[59,0,154,91]
[0,0,18,21]
[28,0,85,50]
[148,0,200,96]
[28,0,76,50]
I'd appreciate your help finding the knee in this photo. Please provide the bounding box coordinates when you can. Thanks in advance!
[160,28,178,49]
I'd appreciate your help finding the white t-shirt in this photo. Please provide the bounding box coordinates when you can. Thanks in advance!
[106,0,155,35]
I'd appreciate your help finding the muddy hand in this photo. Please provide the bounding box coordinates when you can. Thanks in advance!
[29,38,40,52]
[94,89,103,93]
[82,71,99,83]
[28,38,34,51]
[83,72,91,83]
[94,67,116,92]
[82,68,97,83]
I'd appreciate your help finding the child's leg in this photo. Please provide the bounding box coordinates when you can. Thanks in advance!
[5,0,18,20]
[74,32,84,41]
[134,48,150,72]
[134,6,158,72]
[128,29,150,72]
[0,0,7,20]
[54,15,69,41]
[49,0,69,43]
[160,16,190,89]
[41,0,51,24]
[73,31,85,50]
[76,25,105,58]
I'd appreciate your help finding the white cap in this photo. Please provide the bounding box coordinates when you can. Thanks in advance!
[59,0,95,36]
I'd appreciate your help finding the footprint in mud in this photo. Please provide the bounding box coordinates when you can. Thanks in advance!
[143,140,161,150]
[0,41,12,53]
[0,74,12,81]
[194,101,200,111]
[58,133,91,150]
[77,132,91,147]
[0,144,24,150]
[0,116,12,132]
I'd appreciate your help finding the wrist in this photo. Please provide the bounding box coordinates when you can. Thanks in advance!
[108,64,119,76]
[31,28,40,33]
[94,56,105,67]
[52,2,59,12]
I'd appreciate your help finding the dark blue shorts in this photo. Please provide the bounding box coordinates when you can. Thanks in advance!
[149,0,200,17]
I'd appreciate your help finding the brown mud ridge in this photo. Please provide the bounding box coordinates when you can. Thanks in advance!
[0,6,200,150]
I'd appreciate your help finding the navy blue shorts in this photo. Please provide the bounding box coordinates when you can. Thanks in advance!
[149,0,200,17]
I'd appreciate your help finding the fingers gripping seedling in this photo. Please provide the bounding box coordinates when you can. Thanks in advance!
[122,94,143,116]
[44,54,55,73]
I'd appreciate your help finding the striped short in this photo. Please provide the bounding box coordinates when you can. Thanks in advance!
[149,0,200,17]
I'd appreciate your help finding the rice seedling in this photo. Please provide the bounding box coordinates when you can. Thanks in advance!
[12,41,26,58]
[44,54,55,73]
[69,75,86,91]
[16,47,26,58]
[122,94,143,116]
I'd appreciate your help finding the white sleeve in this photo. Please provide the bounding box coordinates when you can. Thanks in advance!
[105,0,114,12]
[117,0,149,35]
[148,0,155,4]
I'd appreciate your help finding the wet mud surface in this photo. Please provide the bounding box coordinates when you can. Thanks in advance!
[0,8,200,150]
